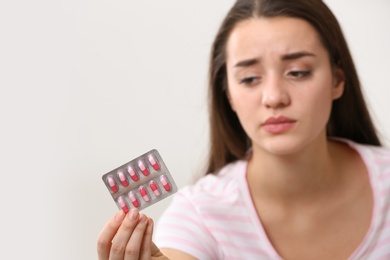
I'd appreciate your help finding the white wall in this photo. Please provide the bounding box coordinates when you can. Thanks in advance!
[0,1,388,259]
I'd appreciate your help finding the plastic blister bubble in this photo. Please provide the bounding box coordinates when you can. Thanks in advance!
[102,149,178,212]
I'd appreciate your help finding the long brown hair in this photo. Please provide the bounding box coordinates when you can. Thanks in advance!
[206,0,381,175]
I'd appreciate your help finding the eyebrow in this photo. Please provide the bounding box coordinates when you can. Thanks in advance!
[233,51,316,68]
[233,58,259,68]
[281,51,315,60]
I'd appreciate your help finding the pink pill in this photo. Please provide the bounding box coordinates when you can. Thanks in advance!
[118,197,129,213]
[117,170,129,187]
[107,176,118,193]
[127,166,139,181]
[149,181,161,197]
[160,175,171,191]
[148,154,160,170]
[128,191,140,208]
[138,160,149,176]
[139,186,150,202]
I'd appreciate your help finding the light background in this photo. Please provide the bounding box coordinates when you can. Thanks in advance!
[0,1,389,259]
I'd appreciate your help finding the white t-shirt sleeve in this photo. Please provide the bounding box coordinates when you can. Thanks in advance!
[154,188,220,260]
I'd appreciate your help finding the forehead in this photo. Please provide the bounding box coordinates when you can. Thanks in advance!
[226,17,325,63]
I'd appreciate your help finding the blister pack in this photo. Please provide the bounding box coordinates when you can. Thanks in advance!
[102,149,177,213]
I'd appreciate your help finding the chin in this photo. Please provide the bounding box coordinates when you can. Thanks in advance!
[254,135,311,157]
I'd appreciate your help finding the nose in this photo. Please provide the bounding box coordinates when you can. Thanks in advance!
[261,75,290,109]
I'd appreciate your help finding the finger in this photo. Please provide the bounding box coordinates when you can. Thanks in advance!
[139,218,154,260]
[97,211,126,260]
[110,208,140,260]
[124,214,149,260]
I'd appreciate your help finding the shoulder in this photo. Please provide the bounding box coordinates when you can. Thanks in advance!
[346,142,390,258]
[163,159,249,217]
[154,160,250,259]
[346,140,390,173]
[177,160,248,203]
[334,138,390,174]
[342,140,390,205]
[353,141,390,158]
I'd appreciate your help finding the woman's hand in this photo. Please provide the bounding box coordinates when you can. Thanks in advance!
[97,208,169,260]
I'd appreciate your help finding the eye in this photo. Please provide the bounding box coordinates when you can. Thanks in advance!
[288,70,312,78]
[239,77,260,86]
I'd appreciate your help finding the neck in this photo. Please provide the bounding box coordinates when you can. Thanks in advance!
[247,137,345,205]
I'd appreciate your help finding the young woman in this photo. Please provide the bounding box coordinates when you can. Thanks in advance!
[97,0,390,259]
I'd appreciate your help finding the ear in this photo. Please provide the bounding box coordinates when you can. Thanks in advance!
[332,66,345,100]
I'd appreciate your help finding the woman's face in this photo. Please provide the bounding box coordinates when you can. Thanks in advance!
[225,17,344,156]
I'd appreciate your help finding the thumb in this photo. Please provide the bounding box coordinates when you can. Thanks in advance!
[151,241,170,259]
[151,241,164,257]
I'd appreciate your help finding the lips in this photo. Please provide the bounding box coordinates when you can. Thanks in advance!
[262,116,296,125]
[261,116,296,134]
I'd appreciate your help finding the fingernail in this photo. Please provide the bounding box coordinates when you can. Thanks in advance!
[139,214,146,222]
[129,208,139,220]
[114,211,125,222]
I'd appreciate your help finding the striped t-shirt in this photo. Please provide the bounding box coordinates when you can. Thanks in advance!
[154,140,390,259]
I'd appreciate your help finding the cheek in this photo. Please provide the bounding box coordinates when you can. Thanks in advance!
[302,84,334,124]
[303,72,335,106]
[227,73,261,111]
[227,83,258,143]
[228,83,259,112]
[228,88,260,129]
[229,92,256,119]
